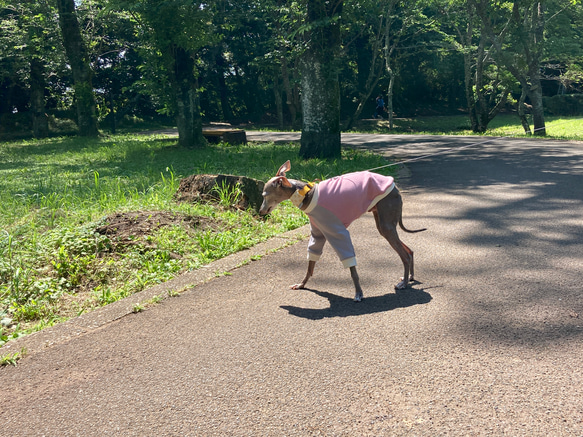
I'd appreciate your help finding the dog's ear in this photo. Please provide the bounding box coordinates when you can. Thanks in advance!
[273,176,292,188]
[277,160,291,177]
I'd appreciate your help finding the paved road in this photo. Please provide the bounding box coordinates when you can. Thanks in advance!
[1,133,582,436]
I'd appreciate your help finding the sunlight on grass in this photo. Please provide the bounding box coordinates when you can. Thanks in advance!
[354,115,582,141]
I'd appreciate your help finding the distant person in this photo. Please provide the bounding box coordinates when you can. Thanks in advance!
[374,95,385,119]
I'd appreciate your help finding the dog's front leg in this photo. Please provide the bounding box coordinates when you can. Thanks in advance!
[350,266,364,302]
[290,260,316,290]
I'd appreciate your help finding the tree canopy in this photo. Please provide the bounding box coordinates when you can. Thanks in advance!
[1,0,582,145]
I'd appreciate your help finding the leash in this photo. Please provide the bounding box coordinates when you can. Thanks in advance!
[362,120,580,173]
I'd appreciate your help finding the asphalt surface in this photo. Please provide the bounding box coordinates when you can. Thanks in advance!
[1,133,582,436]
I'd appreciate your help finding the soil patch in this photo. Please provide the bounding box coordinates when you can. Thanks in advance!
[95,210,220,246]
[45,211,224,323]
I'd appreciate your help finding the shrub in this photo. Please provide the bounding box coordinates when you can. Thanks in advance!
[544,94,583,116]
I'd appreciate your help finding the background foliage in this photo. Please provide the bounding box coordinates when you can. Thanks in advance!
[1,0,582,138]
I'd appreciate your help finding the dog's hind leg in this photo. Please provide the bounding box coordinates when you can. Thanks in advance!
[381,225,413,289]
[372,191,414,290]
[400,240,415,282]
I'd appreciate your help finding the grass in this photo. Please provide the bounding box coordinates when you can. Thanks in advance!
[0,347,27,366]
[0,134,395,345]
[348,114,583,141]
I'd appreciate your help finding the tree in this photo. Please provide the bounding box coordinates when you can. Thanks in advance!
[341,2,386,130]
[205,0,279,124]
[23,2,49,137]
[111,0,213,148]
[260,1,304,129]
[446,0,513,133]
[539,0,583,95]
[381,0,435,129]
[472,0,550,135]
[2,0,580,140]
[75,0,152,133]
[299,0,343,159]
[342,0,437,130]
[56,0,99,136]
[0,0,67,138]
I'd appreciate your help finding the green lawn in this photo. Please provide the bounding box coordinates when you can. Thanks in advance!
[350,114,583,141]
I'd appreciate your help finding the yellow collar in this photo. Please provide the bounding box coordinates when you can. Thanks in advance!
[298,182,314,196]
[290,182,315,207]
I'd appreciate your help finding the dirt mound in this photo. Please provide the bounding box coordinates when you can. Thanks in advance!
[95,211,218,246]
[175,174,265,213]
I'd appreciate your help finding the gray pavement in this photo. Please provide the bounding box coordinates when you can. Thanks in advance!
[1,133,582,436]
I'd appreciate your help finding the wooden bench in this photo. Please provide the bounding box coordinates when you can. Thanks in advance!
[202,128,247,145]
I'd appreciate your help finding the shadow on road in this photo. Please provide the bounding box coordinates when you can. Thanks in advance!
[280,286,432,320]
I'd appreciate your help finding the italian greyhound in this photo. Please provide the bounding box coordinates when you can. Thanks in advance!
[259,161,426,302]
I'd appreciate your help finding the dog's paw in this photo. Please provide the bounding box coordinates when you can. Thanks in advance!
[290,283,305,290]
[394,278,409,290]
[353,293,363,302]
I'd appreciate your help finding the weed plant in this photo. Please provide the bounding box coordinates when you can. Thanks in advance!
[0,135,394,344]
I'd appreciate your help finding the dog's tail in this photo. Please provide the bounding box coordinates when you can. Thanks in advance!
[399,218,427,233]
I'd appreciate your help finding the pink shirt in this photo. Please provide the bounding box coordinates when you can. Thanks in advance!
[304,171,395,227]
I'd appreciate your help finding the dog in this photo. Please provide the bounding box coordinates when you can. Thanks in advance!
[259,161,426,302]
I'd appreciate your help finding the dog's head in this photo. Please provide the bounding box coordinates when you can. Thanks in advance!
[259,160,294,216]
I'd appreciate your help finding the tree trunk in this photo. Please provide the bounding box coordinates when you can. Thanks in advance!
[171,46,206,148]
[384,15,395,130]
[518,87,532,134]
[472,35,510,133]
[528,2,546,136]
[463,54,479,131]
[27,7,49,139]
[386,66,395,130]
[281,56,300,129]
[29,58,49,138]
[215,52,234,121]
[475,35,489,132]
[299,0,342,160]
[273,77,284,129]
[299,53,341,159]
[55,0,98,137]
[218,74,233,121]
[344,25,383,131]
[454,1,480,132]
[461,5,509,134]
[473,0,546,136]
[108,90,116,134]
[344,76,380,131]
[528,80,546,135]
[381,2,407,131]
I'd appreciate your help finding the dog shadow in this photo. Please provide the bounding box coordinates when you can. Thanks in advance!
[280,285,432,320]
